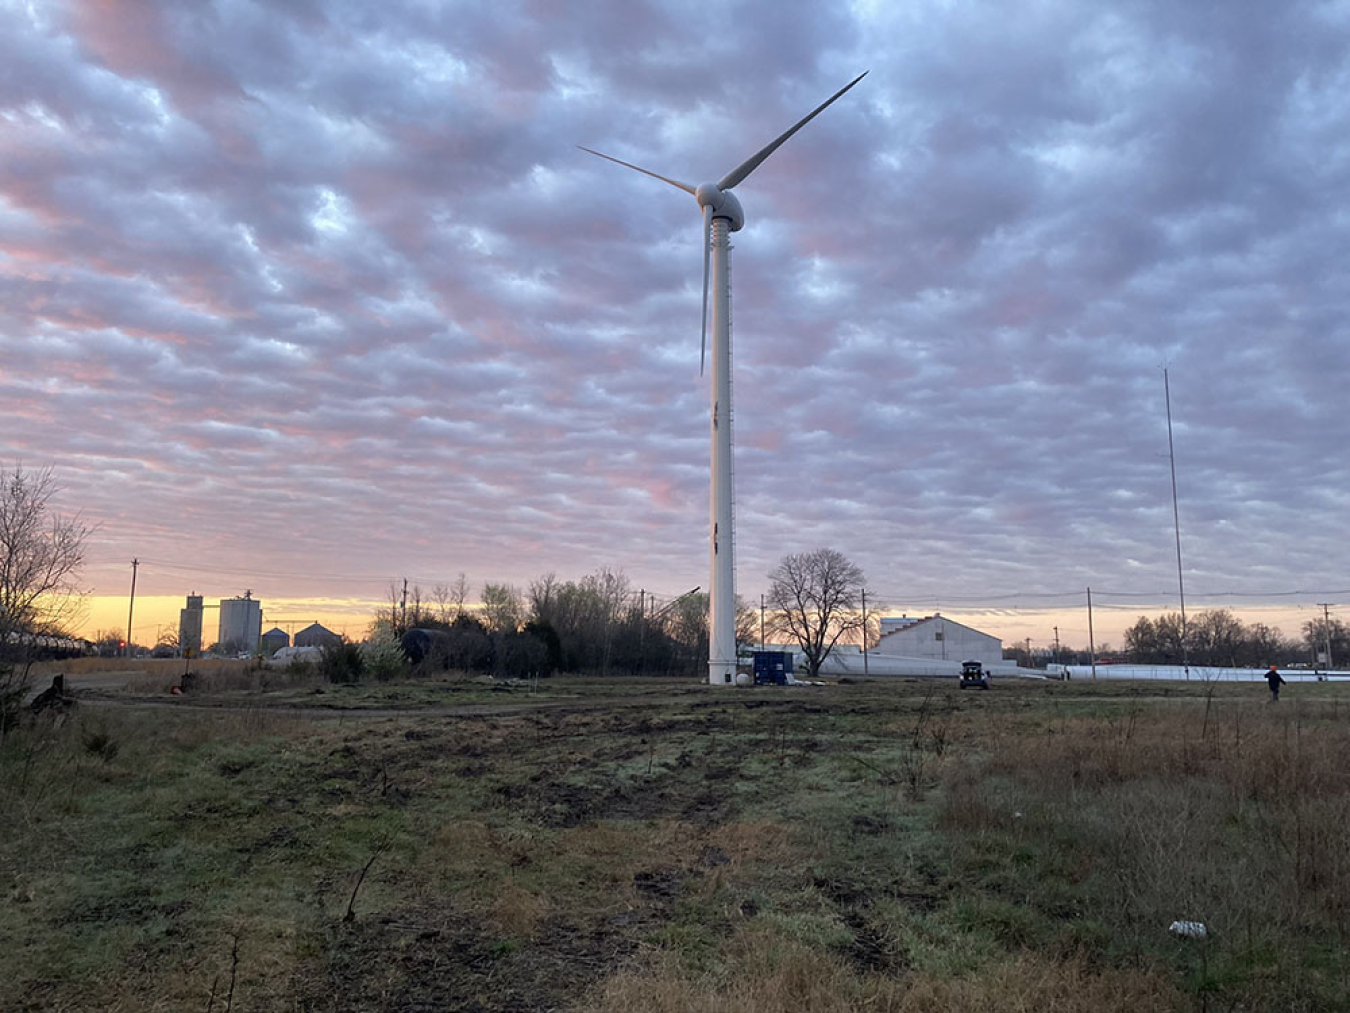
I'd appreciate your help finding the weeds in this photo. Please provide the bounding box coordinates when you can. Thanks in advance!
[343,837,392,923]
[79,723,118,763]
[933,694,1350,1008]
[0,677,1346,1011]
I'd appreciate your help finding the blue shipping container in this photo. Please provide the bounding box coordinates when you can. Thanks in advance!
[753,651,793,685]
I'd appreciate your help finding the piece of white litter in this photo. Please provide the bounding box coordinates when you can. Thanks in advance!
[1013,811,1024,819]
[1168,921,1207,940]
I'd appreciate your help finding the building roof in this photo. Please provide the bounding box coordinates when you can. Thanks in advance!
[877,614,1000,641]
[262,627,289,637]
[295,622,337,637]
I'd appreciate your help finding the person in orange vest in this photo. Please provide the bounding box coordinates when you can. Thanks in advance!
[1265,665,1286,701]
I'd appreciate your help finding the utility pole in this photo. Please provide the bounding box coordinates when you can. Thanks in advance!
[638,589,646,676]
[760,594,766,650]
[1318,603,1335,669]
[125,558,139,657]
[401,577,408,630]
[861,587,869,677]
[1164,367,1190,679]
[1053,626,1061,667]
[1087,586,1097,681]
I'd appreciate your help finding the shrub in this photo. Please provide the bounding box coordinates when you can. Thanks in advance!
[522,621,561,675]
[498,630,548,679]
[361,636,408,683]
[319,639,364,684]
[423,616,492,674]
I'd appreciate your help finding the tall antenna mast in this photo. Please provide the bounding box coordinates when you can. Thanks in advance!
[1164,367,1189,678]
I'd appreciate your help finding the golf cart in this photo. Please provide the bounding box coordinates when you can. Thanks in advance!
[959,660,990,690]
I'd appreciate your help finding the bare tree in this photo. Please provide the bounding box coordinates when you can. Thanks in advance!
[735,596,760,651]
[1303,616,1349,668]
[480,583,523,635]
[1,466,91,727]
[90,628,124,657]
[449,573,471,621]
[430,583,452,624]
[663,591,710,676]
[153,627,179,658]
[408,584,425,628]
[767,548,867,679]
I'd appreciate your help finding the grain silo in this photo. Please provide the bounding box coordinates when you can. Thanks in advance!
[294,622,340,649]
[218,594,263,654]
[260,627,290,656]
[178,595,204,656]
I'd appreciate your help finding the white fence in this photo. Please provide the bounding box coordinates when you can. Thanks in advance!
[1062,665,1348,683]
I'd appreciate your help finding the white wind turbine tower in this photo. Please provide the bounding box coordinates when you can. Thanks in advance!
[582,72,867,685]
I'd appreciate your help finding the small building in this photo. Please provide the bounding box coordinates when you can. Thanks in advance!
[294,622,341,648]
[874,615,1003,668]
[260,627,290,656]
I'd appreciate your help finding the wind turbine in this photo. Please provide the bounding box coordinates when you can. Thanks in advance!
[581,72,867,686]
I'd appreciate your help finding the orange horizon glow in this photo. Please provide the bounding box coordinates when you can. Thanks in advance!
[76,595,381,647]
[71,592,1322,655]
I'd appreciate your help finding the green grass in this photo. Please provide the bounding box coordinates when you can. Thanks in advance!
[2,677,1349,1010]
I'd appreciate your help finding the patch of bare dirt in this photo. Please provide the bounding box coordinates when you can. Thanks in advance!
[289,896,675,1012]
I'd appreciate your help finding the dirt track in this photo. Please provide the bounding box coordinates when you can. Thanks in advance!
[71,687,704,721]
[63,683,1350,724]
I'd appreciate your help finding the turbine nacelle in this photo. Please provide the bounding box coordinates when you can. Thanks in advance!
[696,184,744,232]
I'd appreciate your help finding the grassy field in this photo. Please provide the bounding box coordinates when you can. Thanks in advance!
[2,673,1348,1011]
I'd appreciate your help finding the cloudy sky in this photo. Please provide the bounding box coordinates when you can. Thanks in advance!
[3,0,1348,647]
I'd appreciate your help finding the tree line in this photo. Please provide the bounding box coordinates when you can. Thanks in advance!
[1122,609,1346,668]
[373,569,715,679]
[375,548,876,679]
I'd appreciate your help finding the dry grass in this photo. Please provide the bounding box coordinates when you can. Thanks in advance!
[894,954,1185,1012]
[593,926,905,1013]
[931,694,1350,1013]
[593,929,1185,1013]
[487,882,552,938]
[29,655,331,697]
[4,678,1349,1011]
[707,819,810,866]
[945,700,1350,931]
[30,656,251,678]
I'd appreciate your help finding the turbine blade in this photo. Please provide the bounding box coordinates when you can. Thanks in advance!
[700,204,711,376]
[718,71,868,191]
[577,146,697,194]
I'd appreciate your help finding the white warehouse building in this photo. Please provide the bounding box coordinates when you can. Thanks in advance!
[873,615,1005,668]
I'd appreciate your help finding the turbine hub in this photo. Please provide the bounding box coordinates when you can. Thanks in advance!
[696,184,744,232]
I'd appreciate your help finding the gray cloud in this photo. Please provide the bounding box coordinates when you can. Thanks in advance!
[2,0,1347,640]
